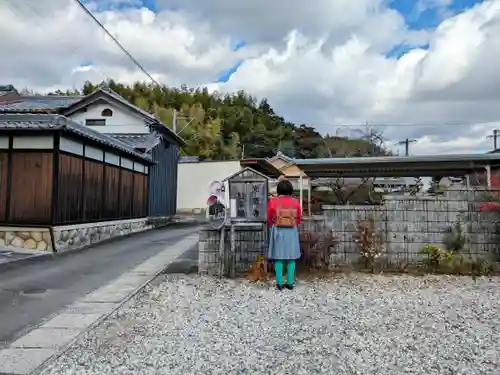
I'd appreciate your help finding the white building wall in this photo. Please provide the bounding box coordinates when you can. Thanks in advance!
[177,161,241,212]
[69,102,149,134]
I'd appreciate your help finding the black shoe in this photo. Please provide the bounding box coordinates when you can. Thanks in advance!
[285,284,294,290]
[276,284,284,291]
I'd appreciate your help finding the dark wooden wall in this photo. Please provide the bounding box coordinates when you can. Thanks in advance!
[148,139,178,217]
[55,153,148,225]
[0,148,148,226]
[8,153,53,224]
[0,152,9,222]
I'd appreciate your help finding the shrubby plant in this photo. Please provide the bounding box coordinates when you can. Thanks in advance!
[354,216,384,271]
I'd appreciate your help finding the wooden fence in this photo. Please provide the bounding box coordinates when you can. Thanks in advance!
[0,151,148,226]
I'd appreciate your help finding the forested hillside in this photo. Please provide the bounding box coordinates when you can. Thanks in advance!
[51,80,390,160]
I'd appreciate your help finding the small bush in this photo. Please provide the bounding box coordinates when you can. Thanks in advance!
[299,229,338,270]
[353,216,384,272]
[442,221,465,253]
[420,244,453,269]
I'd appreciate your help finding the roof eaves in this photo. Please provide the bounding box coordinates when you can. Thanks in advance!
[148,121,186,146]
[293,153,500,166]
[0,114,153,163]
[61,118,153,163]
[222,166,270,182]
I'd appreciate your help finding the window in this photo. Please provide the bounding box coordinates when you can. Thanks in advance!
[85,119,106,126]
[101,108,113,117]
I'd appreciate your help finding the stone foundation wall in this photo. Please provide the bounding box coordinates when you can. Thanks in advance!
[0,227,53,251]
[53,218,151,252]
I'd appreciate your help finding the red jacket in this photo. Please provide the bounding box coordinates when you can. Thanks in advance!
[267,196,302,227]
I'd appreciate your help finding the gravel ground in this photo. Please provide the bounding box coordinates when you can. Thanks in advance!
[39,274,500,375]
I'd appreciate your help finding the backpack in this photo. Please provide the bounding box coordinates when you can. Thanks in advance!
[275,197,297,227]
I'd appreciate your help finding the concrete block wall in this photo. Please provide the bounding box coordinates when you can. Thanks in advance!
[199,223,267,277]
[320,189,499,264]
[197,188,500,275]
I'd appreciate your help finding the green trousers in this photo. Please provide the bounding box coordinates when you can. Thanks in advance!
[274,260,296,285]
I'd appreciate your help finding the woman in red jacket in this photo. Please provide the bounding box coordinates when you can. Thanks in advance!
[267,179,302,290]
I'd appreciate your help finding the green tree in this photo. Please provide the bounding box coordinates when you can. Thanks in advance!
[51,79,390,161]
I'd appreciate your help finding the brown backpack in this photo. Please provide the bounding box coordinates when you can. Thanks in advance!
[275,198,297,227]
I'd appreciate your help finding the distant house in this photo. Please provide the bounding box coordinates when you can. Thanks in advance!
[372,177,419,194]
[0,85,21,103]
[0,85,185,221]
[267,151,310,191]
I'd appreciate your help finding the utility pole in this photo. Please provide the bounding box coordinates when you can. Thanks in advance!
[172,109,177,134]
[397,138,417,156]
[487,129,500,150]
[171,109,196,135]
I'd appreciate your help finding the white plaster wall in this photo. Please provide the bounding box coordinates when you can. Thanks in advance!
[177,161,241,211]
[0,136,8,149]
[60,137,84,155]
[12,135,53,149]
[69,102,150,134]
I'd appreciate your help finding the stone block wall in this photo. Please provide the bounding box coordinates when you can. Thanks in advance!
[316,189,499,265]
[197,189,500,276]
[0,227,53,251]
[53,218,151,252]
[199,223,267,277]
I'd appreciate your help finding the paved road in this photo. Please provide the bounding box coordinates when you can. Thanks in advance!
[0,250,35,265]
[0,224,200,349]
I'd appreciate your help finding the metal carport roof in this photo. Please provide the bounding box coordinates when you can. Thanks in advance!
[292,154,500,178]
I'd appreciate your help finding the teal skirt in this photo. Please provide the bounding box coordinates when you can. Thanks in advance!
[267,226,301,260]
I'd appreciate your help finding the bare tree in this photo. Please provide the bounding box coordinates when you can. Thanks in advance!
[315,125,388,205]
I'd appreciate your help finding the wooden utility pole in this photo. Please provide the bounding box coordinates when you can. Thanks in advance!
[487,129,500,150]
[171,109,195,135]
[397,138,417,156]
[172,109,177,133]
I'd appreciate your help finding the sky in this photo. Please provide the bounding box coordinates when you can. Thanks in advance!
[0,0,498,155]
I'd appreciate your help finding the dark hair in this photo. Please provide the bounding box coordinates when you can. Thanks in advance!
[276,179,294,196]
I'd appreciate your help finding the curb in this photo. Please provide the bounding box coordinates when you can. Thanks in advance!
[0,221,203,273]
[28,234,199,375]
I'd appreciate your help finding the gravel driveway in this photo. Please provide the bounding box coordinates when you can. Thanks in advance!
[40,274,500,375]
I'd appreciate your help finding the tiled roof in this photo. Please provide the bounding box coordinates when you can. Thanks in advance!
[101,88,157,122]
[66,88,186,146]
[0,114,153,163]
[109,133,160,150]
[0,96,83,112]
[179,156,200,163]
[0,88,185,145]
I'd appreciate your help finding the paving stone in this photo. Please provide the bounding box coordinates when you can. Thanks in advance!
[41,313,103,330]
[0,348,56,374]
[64,302,118,314]
[81,290,132,303]
[11,328,81,349]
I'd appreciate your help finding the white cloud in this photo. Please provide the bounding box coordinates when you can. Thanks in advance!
[1,0,500,155]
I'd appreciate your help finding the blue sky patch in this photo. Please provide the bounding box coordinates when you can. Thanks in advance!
[386,43,429,59]
[447,0,484,14]
[78,59,94,68]
[216,61,243,83]
[83,0,158,12]
[233,41,247,51]
[389,0,484,30]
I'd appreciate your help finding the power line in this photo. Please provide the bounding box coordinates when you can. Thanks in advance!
[7,1,500,137]
[72,0,161,87]
[6,0,114,84]
[288,120,500,129]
